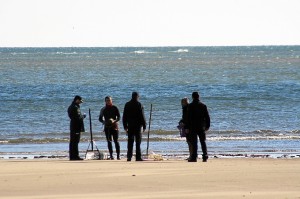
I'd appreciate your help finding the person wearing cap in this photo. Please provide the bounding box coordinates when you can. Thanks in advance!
[122,92,146,161]
[186,92,210,162]
[99,96,121,160]
[67,95,86,161]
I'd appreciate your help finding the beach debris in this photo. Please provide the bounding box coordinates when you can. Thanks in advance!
[85,151,107,160]
[147,152,163,161]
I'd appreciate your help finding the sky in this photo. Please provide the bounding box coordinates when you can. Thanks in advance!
[0,0,299,47]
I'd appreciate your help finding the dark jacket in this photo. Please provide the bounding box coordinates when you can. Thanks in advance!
[99,105,120,129]
[180,105,188,129]
[122,99,146,130]
[186,99,210,132]
[68,102,85,133]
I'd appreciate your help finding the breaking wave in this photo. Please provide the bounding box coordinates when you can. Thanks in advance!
[1,129,299,144]
[170,49,189,53]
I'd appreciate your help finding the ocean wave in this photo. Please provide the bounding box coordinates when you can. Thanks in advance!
[133,50,156,54]
[209,129,300,135]
[11,52,29,55]
[209,135,300,141]
[3,138,70,144]
[0,137,182,144]
[170,49,189,53]
[55,52,77,55]
[1,129,299,144]
[1,133,300,144]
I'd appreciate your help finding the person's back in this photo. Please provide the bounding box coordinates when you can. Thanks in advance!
[187,99,210,132]
[122,92,146,161]
[123,98,146,130]
[186,92,210,162]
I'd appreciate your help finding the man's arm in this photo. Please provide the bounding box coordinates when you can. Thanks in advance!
[122,103,128,130]
[99,107,105,124]
[204,105,210,131]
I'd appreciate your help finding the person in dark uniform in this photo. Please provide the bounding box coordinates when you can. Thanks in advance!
[67,95,86,161]
[122,92,146,161]
[99,96,121,160]
[186,92,210,162]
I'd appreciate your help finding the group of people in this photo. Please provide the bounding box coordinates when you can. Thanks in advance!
[67,92,146,161]
[67,91,210,162]
[179,92,210,162]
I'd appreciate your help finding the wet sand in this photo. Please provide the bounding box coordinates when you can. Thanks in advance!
[1,158,300,199]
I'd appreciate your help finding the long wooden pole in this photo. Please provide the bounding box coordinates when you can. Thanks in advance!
[146,104,153,157]
[89,108,93,151]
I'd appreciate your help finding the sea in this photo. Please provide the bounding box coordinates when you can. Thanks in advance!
[0,46,299,159]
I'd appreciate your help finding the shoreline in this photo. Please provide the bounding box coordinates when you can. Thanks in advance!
[1,152,300,160]
[1,158,300,199]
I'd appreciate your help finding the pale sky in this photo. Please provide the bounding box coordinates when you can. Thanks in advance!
[0,0,299,47]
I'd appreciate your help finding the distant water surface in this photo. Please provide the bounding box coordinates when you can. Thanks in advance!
[0,46,299,157]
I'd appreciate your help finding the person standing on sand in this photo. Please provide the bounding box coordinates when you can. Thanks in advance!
[99,96,121,160]
[178,97,192,160]
[186,92,210,162]
[67,95,86,161]
[122,92,146,161]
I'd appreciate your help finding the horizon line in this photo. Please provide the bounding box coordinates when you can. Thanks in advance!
[1,44,300,48]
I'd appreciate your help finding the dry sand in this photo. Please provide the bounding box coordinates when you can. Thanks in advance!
[1,158,300,199]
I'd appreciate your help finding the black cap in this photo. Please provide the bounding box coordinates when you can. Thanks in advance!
[73,95,83,102]
[192,92,199,99]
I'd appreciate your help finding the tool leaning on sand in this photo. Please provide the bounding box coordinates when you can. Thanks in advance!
[85,108,104,160]
[143,104,163,161]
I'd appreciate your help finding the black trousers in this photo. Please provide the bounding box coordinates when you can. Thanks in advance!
[189,131,208,160]
[127,127,142,160]
[104,127,120,157]
[69,132,81,159]
[185,133,192,158]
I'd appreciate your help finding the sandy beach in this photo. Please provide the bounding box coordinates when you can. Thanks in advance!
[1,158,300,199]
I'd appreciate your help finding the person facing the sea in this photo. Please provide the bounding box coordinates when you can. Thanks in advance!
[186,92,210,162]
[99,96,121,160]
[67,95,86,161]
[178,97,192,160]
[122,92,146,161]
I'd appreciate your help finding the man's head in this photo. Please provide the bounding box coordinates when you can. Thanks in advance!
[131,92,139,100]
[192,92,200,100]
[73,95,83,104]
[105,96,113,106]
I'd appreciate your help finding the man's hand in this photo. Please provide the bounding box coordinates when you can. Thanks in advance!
[185,129,189,134]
